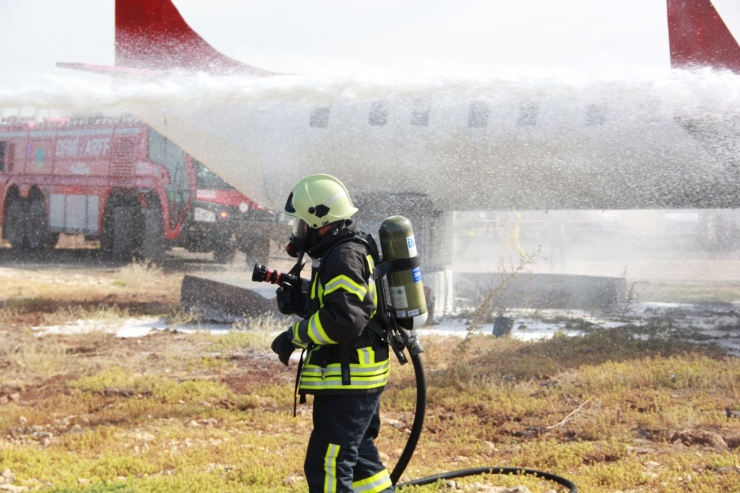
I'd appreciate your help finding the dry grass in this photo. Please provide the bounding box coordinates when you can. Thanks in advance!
[1,264,739,492]
[0,261,181,311]
[1,326,738,493]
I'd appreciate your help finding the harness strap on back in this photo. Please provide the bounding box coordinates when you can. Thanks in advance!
[373,256,421,279]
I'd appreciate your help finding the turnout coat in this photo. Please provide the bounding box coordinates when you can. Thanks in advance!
[289,220,390,396]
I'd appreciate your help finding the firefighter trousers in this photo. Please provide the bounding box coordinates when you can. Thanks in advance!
[305,392,393,493]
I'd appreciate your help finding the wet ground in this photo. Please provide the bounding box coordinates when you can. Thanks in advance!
[4,227,740,354]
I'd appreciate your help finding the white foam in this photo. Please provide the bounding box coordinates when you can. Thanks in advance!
[1,67,739,116]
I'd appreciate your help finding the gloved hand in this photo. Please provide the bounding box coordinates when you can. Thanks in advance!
[271,330,295,366]
[276,284,296,315]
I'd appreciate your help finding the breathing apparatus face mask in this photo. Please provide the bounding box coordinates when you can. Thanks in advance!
[285,218,321,258]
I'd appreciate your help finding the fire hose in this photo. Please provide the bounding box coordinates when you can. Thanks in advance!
[390,350,578,492]
[253,260,579,491]
[252,216,578,491]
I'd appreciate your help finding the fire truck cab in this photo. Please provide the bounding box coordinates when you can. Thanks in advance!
[0,116,273,262]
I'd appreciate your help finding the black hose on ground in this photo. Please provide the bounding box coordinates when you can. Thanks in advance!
[396,466,578,492]
[390,352,578,493]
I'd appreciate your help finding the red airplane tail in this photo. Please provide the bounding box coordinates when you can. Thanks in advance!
[115,0,273,76]
[667,0,740,72]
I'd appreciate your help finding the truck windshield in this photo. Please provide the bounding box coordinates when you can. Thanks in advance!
[192,160,235,190]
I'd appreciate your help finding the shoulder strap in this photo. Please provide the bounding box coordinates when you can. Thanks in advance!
[316,231,378,279]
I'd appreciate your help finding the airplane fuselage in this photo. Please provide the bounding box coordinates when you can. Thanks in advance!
[138,74,739,215]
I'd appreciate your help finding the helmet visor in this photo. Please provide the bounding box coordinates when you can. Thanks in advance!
[291,218,310,240]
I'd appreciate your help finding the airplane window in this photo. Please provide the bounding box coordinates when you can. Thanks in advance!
[586,104,607,126]
[310,107,331,128]
[369,101,389,126]
[411,100,431,126]
[468,102,489,128]
[518,101,539,126]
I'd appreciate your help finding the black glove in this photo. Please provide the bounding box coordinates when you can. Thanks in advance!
[276,284,296,315]
[271,330,295,366]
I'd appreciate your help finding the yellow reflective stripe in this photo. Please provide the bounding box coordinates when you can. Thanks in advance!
[300,375,389,391]
[358,347,372,365]
[318,281,325,307]
[303,359,389,376]
[323,275,367,302]
[324,443,340,493]
[307,312,336,345]
[366,255,378,316]
[291,321,305,346]
[311,274,319,300]
[301,359,390,390]
[368,281,377,317]
[353,468,392,493]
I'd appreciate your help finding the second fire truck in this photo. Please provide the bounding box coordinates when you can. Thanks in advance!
[0,116,275,263]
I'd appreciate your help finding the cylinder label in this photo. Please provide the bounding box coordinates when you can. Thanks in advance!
[412,267,422,283]
[407,308,420,317]
[406,235,417,257]
[390,286,409,308]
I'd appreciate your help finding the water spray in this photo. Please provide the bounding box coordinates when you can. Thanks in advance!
[372,217,579,491]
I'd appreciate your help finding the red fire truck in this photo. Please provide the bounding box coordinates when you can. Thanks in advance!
[0,116,274,262]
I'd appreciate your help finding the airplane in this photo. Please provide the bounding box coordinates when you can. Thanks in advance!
[57,0,740,310]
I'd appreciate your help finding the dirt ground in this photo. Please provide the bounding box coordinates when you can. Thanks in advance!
[1,251,739,492]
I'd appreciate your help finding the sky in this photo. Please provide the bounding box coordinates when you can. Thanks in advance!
[2,0,740,87]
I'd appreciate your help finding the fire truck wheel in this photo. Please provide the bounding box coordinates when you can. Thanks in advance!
[213,246,237,264]
[109,206,138,262]
[26,195,56,250]
[4,198,29,250]
[141,205,166,262]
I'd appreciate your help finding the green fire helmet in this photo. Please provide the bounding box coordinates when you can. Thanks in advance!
[284,174,359,229]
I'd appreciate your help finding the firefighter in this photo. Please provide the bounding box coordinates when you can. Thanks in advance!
[501,210,525,258]
[270,174,393,493]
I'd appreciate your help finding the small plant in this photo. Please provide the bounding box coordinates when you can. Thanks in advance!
[619,266,649,321]
[114,260,164,288]
[455,247,542,358]
[164,307,199,330]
